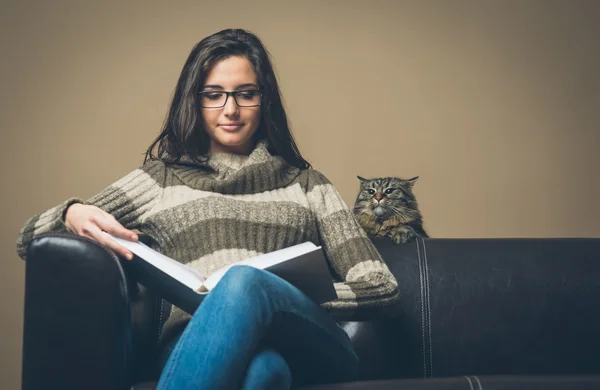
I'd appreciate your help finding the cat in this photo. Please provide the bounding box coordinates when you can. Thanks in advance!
[353,176,429,244]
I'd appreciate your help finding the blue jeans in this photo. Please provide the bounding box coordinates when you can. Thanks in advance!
[156,265,360,390]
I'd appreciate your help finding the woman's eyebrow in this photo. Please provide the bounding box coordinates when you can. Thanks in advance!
[202,83,259,90]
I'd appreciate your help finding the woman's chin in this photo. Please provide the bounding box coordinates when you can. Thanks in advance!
[211,136,254,154]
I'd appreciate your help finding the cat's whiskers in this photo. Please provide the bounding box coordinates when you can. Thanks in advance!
[387,205,417,223]
[385,204,402,214]
[354,207,374,219]
[353,208,368,216]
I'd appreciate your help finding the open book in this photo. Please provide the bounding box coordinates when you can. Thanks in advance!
[103,232,337,315]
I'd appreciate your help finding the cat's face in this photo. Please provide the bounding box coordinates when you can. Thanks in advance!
[354,176,418,218]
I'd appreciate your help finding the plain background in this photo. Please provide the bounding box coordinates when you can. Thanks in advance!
[2,0,599,388]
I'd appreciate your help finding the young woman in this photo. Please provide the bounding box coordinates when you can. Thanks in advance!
[17,29,400,389]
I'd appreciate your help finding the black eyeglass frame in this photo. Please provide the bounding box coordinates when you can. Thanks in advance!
[197,89,264,108]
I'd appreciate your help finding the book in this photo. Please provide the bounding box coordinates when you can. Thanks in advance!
[103,232,338,315]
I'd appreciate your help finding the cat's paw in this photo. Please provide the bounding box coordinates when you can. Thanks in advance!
[390,228,417,244]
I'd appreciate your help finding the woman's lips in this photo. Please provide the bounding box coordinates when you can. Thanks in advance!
[220,124,243,132]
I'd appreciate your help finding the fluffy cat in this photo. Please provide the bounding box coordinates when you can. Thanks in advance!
[353,176,428,244]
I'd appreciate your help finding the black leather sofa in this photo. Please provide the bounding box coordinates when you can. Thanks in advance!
[21,233,600,389]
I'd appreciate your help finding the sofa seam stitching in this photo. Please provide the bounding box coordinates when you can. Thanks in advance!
[422,237,433,377]
[157,298,164,343]
[416,238,427,377]
[463,376,475,390]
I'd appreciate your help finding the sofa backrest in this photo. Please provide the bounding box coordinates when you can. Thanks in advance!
[345,237,600,380]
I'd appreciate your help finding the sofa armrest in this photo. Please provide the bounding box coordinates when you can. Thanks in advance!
[22,233,136,390]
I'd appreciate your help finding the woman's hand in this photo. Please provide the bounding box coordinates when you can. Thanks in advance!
[64,203,138,260]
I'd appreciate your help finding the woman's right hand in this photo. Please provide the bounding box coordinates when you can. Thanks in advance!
[64,203,138,260]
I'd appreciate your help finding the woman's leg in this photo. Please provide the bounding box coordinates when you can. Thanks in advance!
[158,336,293,390]
[239,348,292,390]
[157,265,359,390]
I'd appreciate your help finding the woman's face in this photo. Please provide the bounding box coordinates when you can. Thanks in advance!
[200,56,262,155]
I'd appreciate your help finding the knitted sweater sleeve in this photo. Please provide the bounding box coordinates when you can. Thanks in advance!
[306,170,400,320]
[16,160,166,260]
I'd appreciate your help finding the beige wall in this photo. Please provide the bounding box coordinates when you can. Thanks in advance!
[2,0,599,387]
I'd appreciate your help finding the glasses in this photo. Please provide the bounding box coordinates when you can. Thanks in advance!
[198,90,263,108]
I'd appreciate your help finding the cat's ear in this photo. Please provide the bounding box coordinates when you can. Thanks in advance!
[357,176,368,182]
[406,176,419,188]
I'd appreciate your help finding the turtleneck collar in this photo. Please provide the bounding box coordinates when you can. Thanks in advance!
[168,139,302,194]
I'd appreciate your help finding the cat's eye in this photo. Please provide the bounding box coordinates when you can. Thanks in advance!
[367,189,375,195]
[384,188,394,194]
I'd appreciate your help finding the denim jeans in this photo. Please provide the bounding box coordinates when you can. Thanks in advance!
[156,265,360,390]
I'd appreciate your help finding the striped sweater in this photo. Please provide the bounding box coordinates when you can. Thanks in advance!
[17,140,400,342]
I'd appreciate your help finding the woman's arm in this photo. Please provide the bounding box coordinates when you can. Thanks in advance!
[306,170,400,320]
[16,159,166,260]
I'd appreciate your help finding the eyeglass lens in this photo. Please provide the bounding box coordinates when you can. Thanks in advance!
[200,91,262,108]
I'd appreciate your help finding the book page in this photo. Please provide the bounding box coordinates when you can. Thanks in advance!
[103,232,206,291]
[203,242,319,291]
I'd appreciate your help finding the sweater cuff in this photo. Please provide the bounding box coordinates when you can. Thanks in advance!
[60,198,86,225]
[322,279,400,320]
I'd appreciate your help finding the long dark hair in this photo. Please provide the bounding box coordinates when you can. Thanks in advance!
[144,28,310,170]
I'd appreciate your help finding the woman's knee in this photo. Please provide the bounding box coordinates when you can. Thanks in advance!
[217,265,271,297]
[210,265,297,318]
[242,348,292,390]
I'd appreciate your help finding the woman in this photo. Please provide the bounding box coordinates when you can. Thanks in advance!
[17,28,400,389]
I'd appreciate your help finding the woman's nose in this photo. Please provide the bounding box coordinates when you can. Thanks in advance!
[223,95,239,116]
